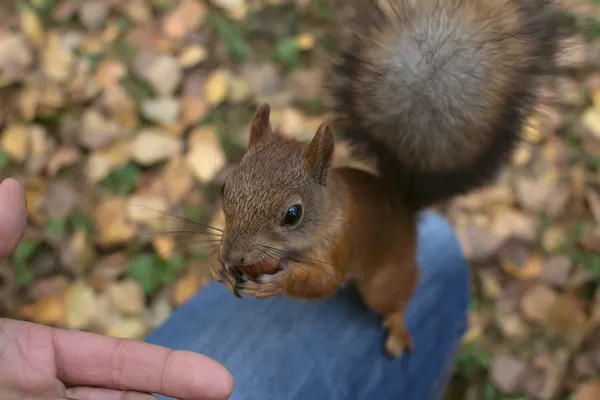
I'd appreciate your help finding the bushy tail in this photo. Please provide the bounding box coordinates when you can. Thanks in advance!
[326,0,558,209]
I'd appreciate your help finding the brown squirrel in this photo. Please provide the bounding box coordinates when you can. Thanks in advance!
[209,0,558,358]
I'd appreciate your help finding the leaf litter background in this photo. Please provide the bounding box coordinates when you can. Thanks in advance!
[1,0,600,398]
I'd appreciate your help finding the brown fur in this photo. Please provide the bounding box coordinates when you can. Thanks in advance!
[326,0,557,207]
[209,0,558,358]
[211,104,419,357]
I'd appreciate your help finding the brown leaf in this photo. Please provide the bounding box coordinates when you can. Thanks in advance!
[490,354,528,393]
[171,267,207,307]
[94,59,127,91]
[46,146,81,177]
[20,6,44,47]
[93,197,136,248]
[572,380,600,400]
[25,176,47,226]
[19,296,66,327]
[41,32,74,83]
[185,126,226,182]
[498,238,542,280]
[60,229,96,277]
[541,255,573,288]
[1,123,29,162]
[107,279,145,316]
[131,129,183,166]
[107,317,148,339]
[64,281,98,330]
[162,0,207,40]
[521,284,558,325]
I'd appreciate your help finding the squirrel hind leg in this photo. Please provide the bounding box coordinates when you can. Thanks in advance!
[382,311,414,359]
[356,257,419,359]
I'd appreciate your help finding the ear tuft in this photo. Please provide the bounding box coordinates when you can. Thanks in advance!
[302,122,335,185]
[248,102,272,149]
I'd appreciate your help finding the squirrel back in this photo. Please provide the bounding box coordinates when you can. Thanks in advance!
[326,0,558,208]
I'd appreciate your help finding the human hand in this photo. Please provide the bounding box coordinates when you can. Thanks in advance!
[0,178,234,400]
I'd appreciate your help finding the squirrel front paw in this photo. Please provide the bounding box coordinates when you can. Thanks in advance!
[234,270,290,299]
[382,311,413,359]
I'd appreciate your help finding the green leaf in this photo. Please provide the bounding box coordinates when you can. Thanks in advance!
[276,37,303,70]
[12,239,39,264]
[14,261,34,286]
[126,253,160,295]
[100,162,141,195]
[0,150,10,170]
[68,211,95,233]
[45,218,66,239]
[207,14,249,61]
[186,206,203,222]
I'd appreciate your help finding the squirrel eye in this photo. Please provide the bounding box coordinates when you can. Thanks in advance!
[220,183,225,197]
[281,204,303,226]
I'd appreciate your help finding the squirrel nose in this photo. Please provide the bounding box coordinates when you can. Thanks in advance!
[219,245,247,265]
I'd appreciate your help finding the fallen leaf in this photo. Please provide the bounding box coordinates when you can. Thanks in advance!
[178,45,208,68]
[1,124,29,162]
[41,32,73,83]
[25,176,47,225]
[159,156,194,205]
[456,221,503,262]
[89,253,128,292]
[490,354,528,393]
[572,380,600,400]
[93,197,136,248]
[152,235,177,259]
[107,317,148,339]
[143,54,182,96]
[46,146,81,176]
[521,284,558,325]
[0,34,33,84]
[19,296,66,327]
[20,6,44,47]
[148,289,173,328]
[80,108,125,150]
[498,238,542,280]
[496,312,528,340]
[541,255,573,288]
[131,129,183,166]
[204,69,231,106]
[78,0,109,31]
[181,96,209,126]
[94,59,127,91]
[127,193,168,229]
[185,126,226,182]
[60,228,96,276]
[171,267,206,307]
[140,97,181,123]
[65,281,98,329]
[107,279,145,316]
[162,0,207,40]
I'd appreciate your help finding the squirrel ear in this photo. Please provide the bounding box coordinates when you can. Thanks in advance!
[248,102,272,149]
[302,122,335,185]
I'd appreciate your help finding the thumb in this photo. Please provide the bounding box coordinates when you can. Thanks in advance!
[0,178,27,260]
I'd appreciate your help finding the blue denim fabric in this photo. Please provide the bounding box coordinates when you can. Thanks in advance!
[145,211,470,400]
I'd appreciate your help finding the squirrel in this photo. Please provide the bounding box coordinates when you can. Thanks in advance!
[209,0,558,358]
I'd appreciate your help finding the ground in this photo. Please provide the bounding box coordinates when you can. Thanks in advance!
[1,0,600,399]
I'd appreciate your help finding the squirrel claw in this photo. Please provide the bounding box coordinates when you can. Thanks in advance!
[234,271,287,299]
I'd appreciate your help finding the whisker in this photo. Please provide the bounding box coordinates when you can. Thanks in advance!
[138,230,223,238]
[130,203,223,233]
[259,244,335,267]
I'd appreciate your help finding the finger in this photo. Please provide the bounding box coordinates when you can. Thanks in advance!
[0,178,27,260]
[53,327,234,400]
[65,387,156,400]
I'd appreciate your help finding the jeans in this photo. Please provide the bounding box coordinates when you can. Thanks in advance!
[145,211,470,400]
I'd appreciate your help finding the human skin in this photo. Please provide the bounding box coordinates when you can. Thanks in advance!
[0,178,234,400]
